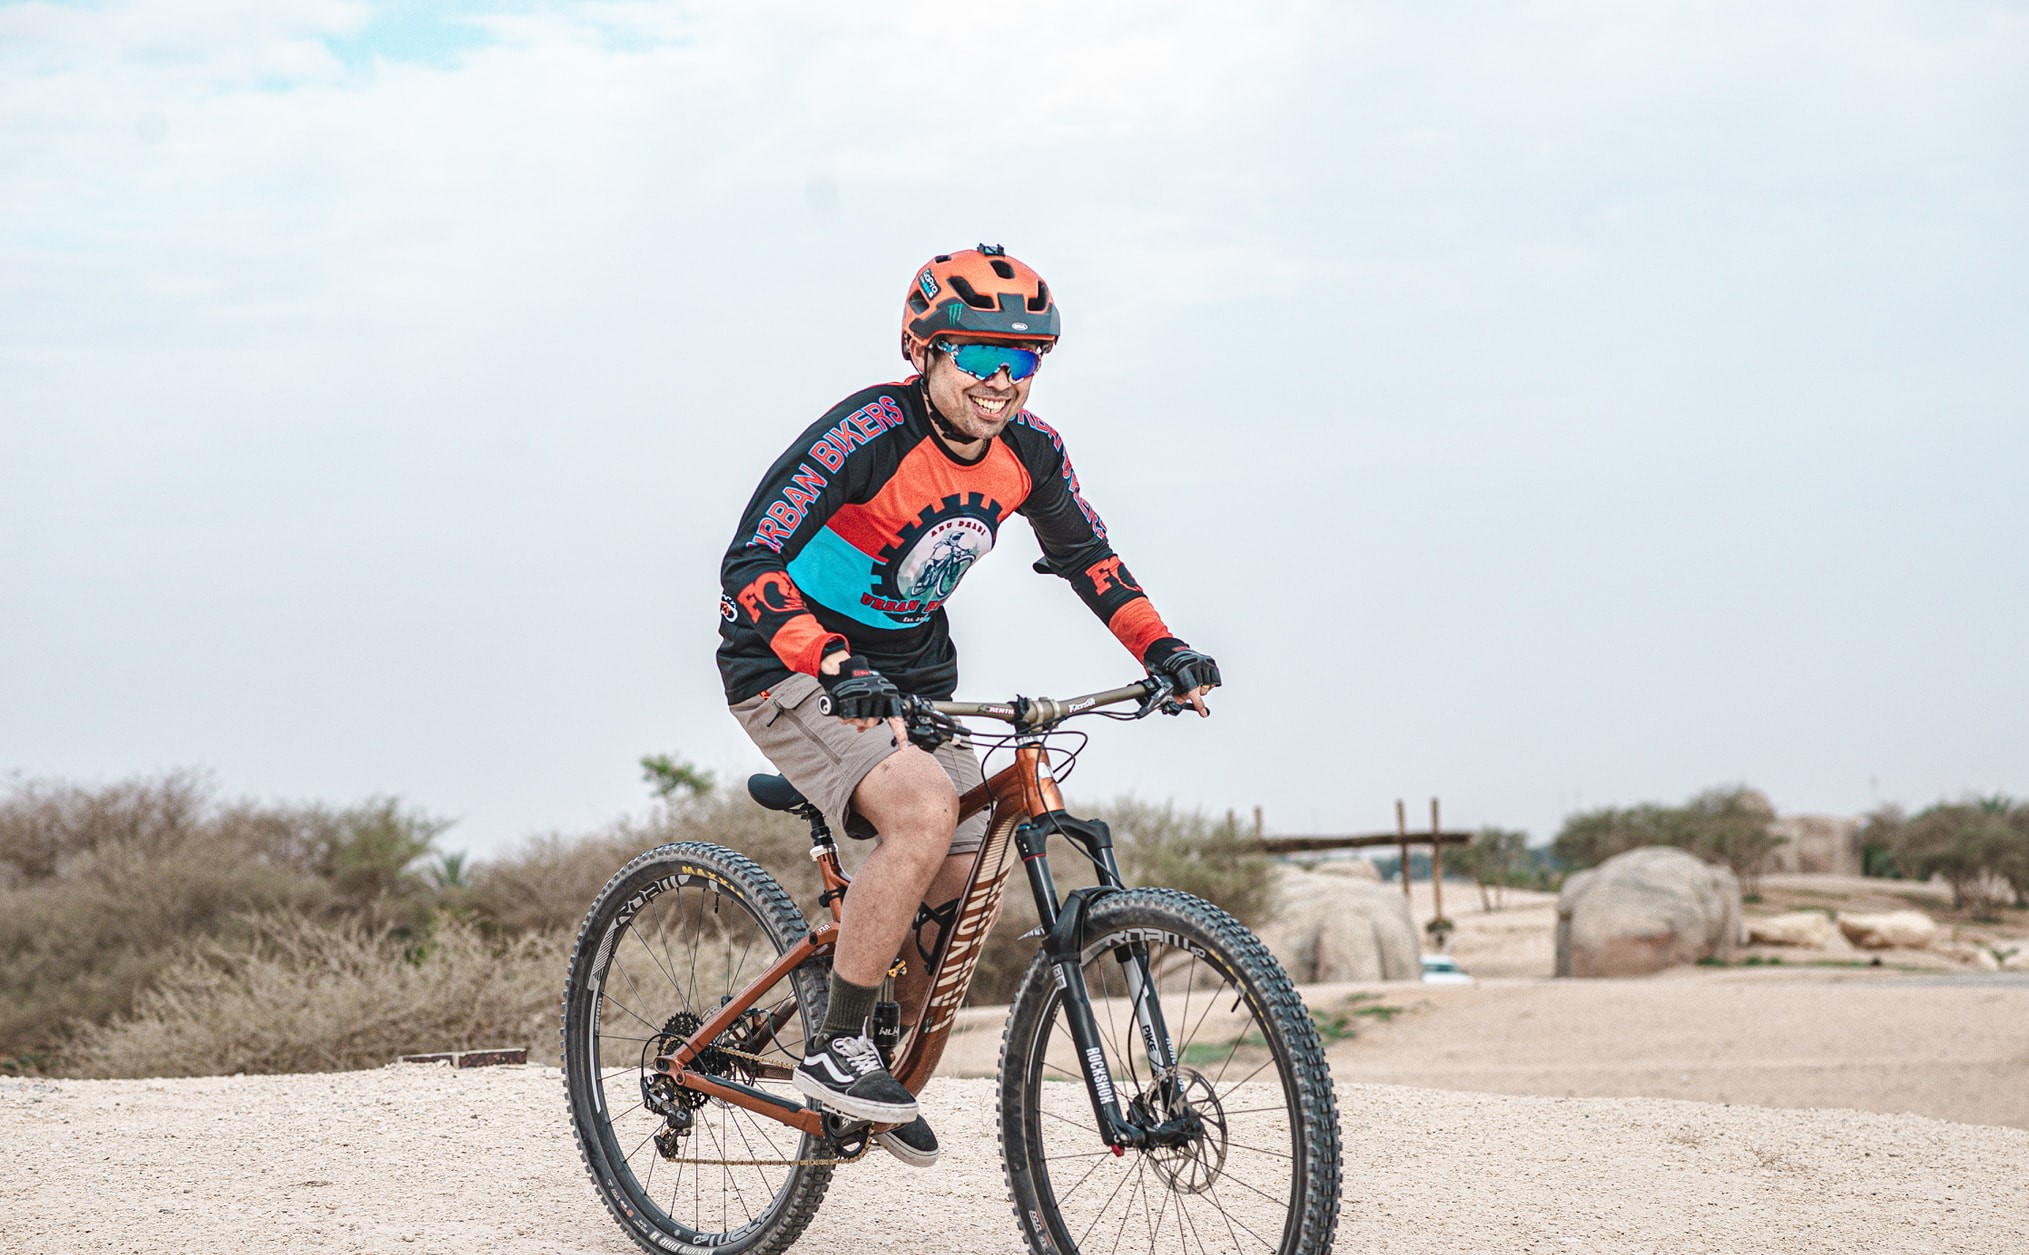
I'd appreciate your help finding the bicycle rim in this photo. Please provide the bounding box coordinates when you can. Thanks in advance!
[563,844,831,1254]
[1003,891,1338,1255]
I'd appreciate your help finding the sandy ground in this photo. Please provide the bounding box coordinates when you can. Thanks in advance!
[5,1064,2027,1255]
[9,874,2026,1252]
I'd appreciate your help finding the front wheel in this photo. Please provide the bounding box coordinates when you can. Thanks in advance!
[997,888,1341,1255]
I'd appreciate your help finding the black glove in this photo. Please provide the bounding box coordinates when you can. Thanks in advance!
[1153,649,1222,695]
[818,655,905,721]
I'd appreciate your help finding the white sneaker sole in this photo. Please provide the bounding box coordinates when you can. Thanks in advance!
[793,1072,919,1123]
[874,1128,940,1168]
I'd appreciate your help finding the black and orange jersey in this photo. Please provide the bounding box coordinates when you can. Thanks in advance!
[717,378,1187,703]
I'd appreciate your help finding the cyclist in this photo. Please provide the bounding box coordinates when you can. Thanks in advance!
[717,245,1220,1168]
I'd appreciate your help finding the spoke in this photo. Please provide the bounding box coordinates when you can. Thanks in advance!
[1180,975,1234,1058]
[1213,1054,1277,1098]
[1073,1149,1143,1252]
[600,986,665,1039]
[1174,1182,1214,1255]
[1039,1105,1101,1133]
[631,906,684,994]
[1219,1139,1293,1160]
[1147,1147,1178,1252]
[1193,1175,1274,1255]
[686,889,705,1015]
[1046,1145,1113,1205]
[1105,1153,1145,1255]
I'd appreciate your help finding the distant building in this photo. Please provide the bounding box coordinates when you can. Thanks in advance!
[1765,815,1864,877]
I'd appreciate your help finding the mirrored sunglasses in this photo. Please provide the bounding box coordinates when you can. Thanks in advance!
[935,340,1044,382]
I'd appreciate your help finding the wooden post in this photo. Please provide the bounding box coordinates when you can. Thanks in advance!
[1395,799,1410,899]
[1429,797,1445,924]
[1253,805,1263,840]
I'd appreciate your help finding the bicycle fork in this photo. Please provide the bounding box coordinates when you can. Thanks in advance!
[1016,815,1196,1152]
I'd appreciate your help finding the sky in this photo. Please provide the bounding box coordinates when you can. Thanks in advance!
[3,0,2025,858]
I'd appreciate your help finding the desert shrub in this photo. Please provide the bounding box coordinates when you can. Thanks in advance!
[964,797,1274,1007]
[1449,827,1531,910]
[66,915,568,1078]
[456,790,821,937]
[1873,797,2029,914]
[1552,785,1785,894]
[0,772,448,1071]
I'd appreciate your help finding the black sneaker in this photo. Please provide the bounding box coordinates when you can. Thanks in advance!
[874,1114,940,1168]
[793,1033,919,1123]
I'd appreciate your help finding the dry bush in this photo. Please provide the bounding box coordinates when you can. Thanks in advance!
[456,791,822,937]
[965,796,1275,1007]
[1552,785,1786,893]
[66,915,569,1078]
[0,772,448,1071]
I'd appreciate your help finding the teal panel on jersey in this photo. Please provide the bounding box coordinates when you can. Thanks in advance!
[785,527,895,630]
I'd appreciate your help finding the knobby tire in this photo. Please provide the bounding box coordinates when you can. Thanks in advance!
[561,842,833,1255]
[996,888,1341,1255]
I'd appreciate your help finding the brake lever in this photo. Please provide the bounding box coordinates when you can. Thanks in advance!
[1133,675,1181,720]
[901,696,966,751]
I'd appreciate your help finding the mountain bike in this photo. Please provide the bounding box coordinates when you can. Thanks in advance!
[561,674,1342,1255]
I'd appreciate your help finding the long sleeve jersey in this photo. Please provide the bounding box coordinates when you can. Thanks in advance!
[717,378,1187,704]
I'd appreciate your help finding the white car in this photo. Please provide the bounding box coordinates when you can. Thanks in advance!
[1421,954,1474,985]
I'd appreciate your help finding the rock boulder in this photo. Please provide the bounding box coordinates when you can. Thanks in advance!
[1836,910,1937,950]
[1556,847,1742,978]
[1257,864,1421,982]
[1746,911,1843,949]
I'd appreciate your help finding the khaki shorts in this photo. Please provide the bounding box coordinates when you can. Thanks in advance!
[730,673,989,855]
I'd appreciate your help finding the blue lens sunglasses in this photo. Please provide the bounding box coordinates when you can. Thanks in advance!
[935,339,1045,382]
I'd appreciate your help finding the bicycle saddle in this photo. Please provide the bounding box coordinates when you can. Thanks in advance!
[746,773,809,813]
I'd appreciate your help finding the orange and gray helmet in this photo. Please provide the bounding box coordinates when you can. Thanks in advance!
[901,244,1061,363]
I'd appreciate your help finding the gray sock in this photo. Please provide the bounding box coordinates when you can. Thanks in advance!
[819,973,879,1043]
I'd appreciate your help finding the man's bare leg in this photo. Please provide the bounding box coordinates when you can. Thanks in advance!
[832,743,960,988]
[892,852,975,1026]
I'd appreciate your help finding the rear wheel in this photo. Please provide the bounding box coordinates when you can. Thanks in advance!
[997,888,1341,1255]
[561,842,833,1255]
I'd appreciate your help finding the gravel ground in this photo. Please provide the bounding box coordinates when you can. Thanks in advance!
[6,1065,2026,1254]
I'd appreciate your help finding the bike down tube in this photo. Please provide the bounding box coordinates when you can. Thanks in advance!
[884,748,1049,1093]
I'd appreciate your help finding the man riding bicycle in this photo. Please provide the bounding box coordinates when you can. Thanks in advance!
[717,245,1220,1169]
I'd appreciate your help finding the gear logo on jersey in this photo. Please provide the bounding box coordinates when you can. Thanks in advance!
[864,492,1003,625]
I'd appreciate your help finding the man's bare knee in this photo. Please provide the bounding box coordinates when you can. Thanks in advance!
[855,748,959,843]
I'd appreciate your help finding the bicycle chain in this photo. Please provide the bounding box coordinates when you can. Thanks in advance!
[657,1040,878,1168]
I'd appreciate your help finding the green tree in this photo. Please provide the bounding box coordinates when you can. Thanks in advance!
[1450,827,1529,911]
[1887,797,2029,914]
[1550,785,1784,894]
[640,754,716,801]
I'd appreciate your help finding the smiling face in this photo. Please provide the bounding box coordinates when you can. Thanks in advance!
[911,339,1041,445]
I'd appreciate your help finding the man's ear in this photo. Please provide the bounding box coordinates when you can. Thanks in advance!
[907,342,928,374]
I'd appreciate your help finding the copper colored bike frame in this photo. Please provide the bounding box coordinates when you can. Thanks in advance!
[651,742,1063,1128]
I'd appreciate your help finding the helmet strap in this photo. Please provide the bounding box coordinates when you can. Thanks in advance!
[919,377,970,446]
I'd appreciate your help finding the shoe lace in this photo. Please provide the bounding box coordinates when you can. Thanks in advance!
[828,1033,882,1079]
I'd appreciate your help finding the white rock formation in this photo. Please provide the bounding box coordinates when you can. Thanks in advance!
[1746,911,1844,949]
[1836,910,1938,950]
[1555,847,1742,978]
[1257,864,1421,982]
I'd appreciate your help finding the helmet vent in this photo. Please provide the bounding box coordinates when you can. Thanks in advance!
[989,259,1015,279]
[907,290,930,314]
[1028,281,1050,313]
[947,275,995,310]
[933,254,952,263]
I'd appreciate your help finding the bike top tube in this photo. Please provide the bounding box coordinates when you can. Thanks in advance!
[931,678,1160,728]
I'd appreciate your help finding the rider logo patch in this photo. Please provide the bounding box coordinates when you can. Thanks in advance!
[866,491,1003,625]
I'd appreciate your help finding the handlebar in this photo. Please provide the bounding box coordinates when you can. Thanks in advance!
[913,676,1174,735]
